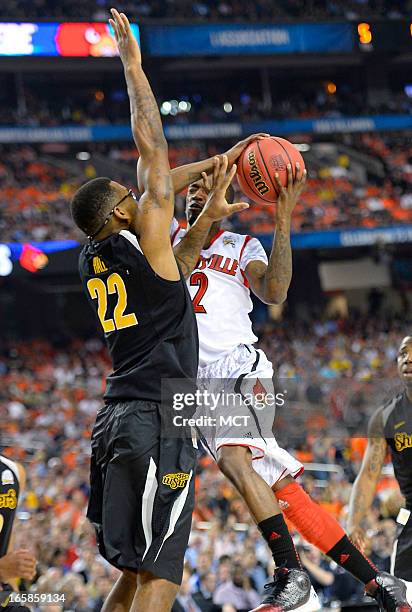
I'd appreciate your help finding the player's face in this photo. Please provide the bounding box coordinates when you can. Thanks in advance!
[397,336,412,386]
[186,180,208,226]
[111,182,140,234]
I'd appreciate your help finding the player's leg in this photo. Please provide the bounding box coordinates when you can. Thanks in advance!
[101,569,137,612]
[273,476,378,582]
[217,444,320,612]
[273,476,411,611]
[130,571,178,611]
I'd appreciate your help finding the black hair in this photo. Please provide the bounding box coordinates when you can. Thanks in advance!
[70,177,115,236]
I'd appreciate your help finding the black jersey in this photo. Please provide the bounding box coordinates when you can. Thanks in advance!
[79,230,198,402]
[382,392,412,510]
[0,457,20,558]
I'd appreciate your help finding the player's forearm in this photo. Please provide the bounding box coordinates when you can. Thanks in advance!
[347,474,377,530]
[171,158,216,194]
[124,64,167,155]
[174,215,213,279]
[263,218,292,304]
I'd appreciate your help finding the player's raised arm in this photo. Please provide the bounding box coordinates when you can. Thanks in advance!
[347,408,387,549]
[110,9,177,276]
[245,162,306,305]
[171,134,269,194]
[173,156,249,278]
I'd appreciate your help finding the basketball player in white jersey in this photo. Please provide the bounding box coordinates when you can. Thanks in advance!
[169,153,410,612]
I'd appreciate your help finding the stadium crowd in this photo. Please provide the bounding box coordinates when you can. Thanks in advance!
[1,133,411,243]
[3,86,412,128]
[0,313,408,610]
[3,0,411,21]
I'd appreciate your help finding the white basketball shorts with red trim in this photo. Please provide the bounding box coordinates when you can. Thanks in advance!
[196,344,303,487]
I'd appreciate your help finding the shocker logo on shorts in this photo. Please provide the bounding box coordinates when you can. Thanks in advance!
[162,472,190,490]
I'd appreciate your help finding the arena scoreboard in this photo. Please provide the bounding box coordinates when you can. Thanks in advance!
[357,21,412,52]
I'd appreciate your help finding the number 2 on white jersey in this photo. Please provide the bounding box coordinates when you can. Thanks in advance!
[190,271,208,314]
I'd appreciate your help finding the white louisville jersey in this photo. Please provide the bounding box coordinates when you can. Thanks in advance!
[170,219,268,367]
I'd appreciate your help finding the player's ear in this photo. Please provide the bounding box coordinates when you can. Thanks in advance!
[113,206,131,223]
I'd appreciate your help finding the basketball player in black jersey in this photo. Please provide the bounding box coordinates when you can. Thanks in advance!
[348,335,412,601]
[0,456,36,610]
[70,10,250,612]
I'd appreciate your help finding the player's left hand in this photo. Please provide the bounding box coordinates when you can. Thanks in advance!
[225,133,270,167]
[274,162,307,225]
[201,155,249,222]
[109,8,141,67]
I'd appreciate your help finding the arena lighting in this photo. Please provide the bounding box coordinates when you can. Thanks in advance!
[223,102,233,113]
[405,85,412,98]
[160,101,172,115]
[358,22,372,44]
[326,81,337,95]
[178,100,191,112]
[0,245,12,277]
[295,144,311,152]
[76,151,91,161]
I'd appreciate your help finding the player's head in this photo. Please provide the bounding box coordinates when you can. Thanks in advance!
[397,336,412,388]
[71,177,139,240]
[185,178,234,227]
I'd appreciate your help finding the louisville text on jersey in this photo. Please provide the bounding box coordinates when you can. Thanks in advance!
[197,254,239,276]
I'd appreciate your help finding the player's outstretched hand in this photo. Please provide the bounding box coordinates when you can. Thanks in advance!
[0,550,37,582]
[109,8,141,67]
[274,161,307,223]
[225,133,270,167]
[202,155,249,222]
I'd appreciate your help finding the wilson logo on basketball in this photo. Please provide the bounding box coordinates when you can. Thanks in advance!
[269,154,286,172]
[247,150,270,196]
[162,472,190,490]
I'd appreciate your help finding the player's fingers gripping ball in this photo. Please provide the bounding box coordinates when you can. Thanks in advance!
[237,136,305,205]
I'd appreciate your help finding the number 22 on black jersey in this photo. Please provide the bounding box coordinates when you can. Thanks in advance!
[87,272,138,333]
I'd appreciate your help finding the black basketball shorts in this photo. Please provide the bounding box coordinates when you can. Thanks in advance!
[392,508,412,581]
[87,400,197,585]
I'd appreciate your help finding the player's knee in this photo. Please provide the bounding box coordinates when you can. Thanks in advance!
[217,445,252,484]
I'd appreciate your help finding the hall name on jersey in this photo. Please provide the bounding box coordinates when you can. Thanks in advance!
[196,254,239,276]
[0,488,17,509]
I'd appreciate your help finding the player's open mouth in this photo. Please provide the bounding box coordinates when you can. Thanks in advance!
[189,203,203,212]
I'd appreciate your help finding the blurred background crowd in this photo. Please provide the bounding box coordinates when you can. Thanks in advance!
[1,312,408,611]
[2,0,411,21]
[1,131,412,243]
[2,0,412,609]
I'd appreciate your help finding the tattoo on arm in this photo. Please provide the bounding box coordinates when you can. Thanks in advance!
[174,221,211,278]
[349,408,386,527]
[128,74,165,148]
[263,225,292,303]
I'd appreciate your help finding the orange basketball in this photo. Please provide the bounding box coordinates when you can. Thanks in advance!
[237,136,305,205]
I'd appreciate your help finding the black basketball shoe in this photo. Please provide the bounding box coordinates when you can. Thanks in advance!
[249,567,320,612]
[365,572,411,612]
